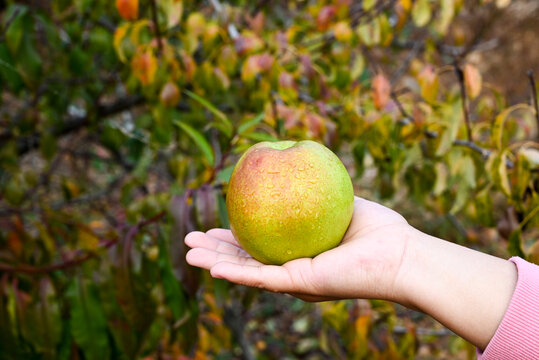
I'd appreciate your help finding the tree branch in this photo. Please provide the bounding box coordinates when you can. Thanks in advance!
[0,211,166,274]
[2,95,144,155]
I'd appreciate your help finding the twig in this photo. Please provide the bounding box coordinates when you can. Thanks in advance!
[527,70,539,141]
[454,62,473,142]
[149,0,163,54]
[0,211,166,274]
[452,139,490,160]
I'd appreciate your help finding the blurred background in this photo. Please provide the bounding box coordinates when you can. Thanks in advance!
[1,0,538,359]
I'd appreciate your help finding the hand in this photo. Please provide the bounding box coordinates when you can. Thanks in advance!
[185,196,518,349]
[185,196,413,304]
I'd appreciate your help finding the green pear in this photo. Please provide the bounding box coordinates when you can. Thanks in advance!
[226,140,354,265]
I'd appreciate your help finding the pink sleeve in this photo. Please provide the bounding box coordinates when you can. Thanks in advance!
[477,257,539,359]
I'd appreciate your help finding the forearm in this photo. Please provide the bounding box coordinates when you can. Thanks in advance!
[398,228,517,350]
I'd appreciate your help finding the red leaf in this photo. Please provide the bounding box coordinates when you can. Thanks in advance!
[316,6,336,31]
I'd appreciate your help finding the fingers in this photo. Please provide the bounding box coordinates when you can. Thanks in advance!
[205,228,239,246]
[186,247,261,270]
[185,231,248,257]
[210,261,296,293]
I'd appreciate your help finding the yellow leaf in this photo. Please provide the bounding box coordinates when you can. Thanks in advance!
[496,0,511,8]
[400,0,412,12]
[113,23,131,62]
[436,0,455,35]
[78,228,100,251]
[129,19,150,45]
[363,0,376,10]
[333,21,353,43]
[354,314,370,340]
[464,63,482,99]
[492,104,534,150]
[412,0,431,27]
[351,54,365,79]
[186,12,206,37]
[160,0,183,28]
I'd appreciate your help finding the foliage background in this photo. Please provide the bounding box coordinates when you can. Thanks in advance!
[1,0,539,358]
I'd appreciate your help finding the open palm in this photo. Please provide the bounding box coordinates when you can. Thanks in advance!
[185,196,412,303]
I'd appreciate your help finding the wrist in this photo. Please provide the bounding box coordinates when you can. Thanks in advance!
[390,226,425,309]
[393,227,517,349]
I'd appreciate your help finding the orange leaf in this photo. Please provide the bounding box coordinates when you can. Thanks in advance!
[131,49,157,85]
[241,53,274,82]
[418,65,439,103]
[8,231,22,257]
[464,63,482,99]
[246,12,265,34]
[333,21,353,43]
[160,82,180,106]
[116,0,138,21]
[372,73,391,110]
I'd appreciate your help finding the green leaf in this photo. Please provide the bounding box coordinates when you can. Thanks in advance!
[66,280,110,360]
[475,186,495,226]
[69,45,90,76]
[132,148,154,181]
[217,192,229,228]
[243,131,279,142]
[435,104,460,156]
[174,120,215,166]
[492,104,533,150]
[217,164,234,183]
[433,162,448,196]
[3,5,28,55]
[508,229,525,258]
[450,181,471,214]
[184,90,233,137]
[238,112,265,134]
[0,43,23,92]
[16,33,43,86]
